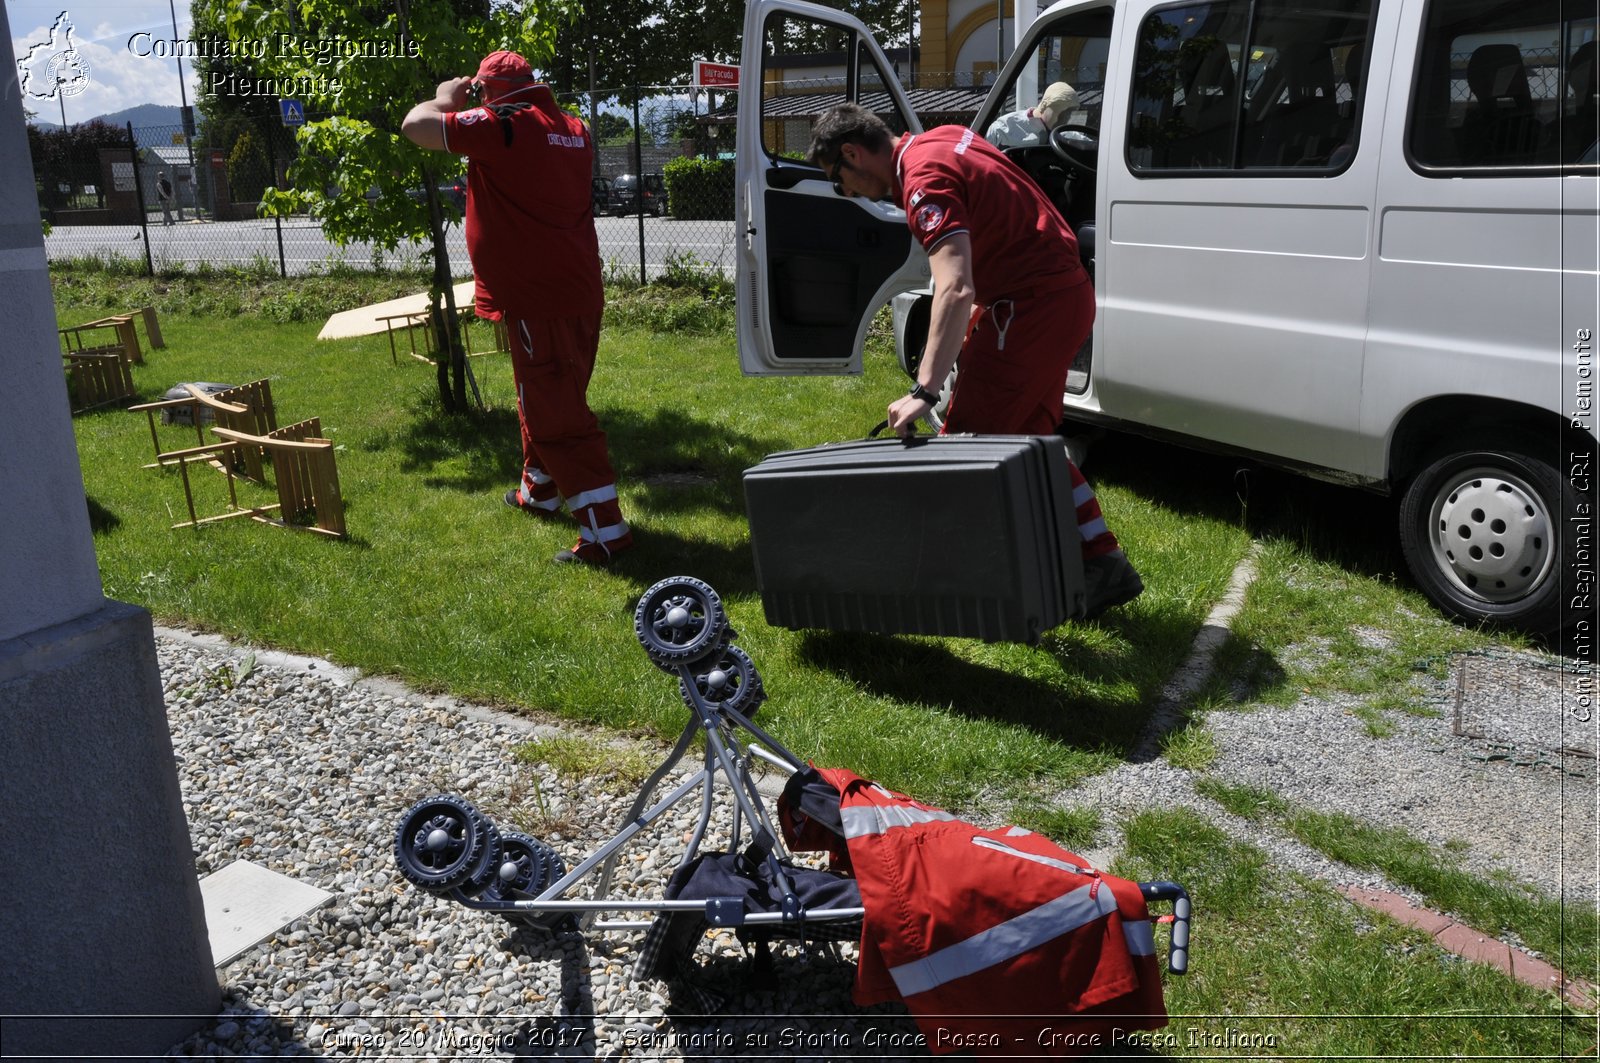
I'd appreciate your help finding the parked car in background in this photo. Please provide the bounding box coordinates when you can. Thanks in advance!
[608,172,666,216]
[592,176,612,216]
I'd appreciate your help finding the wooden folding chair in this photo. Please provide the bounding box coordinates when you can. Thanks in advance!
[62,317,143,368]
[202,381,278,479]
[62,346,137,412]
[129,380,279,480]
[467,312,511,357]
[377,310,434,365]
[169,417,346,538]
[135,306,165,350]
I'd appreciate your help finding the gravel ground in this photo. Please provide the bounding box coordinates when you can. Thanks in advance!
[156,624,1596,1059]
[157,629,916,1060]
[1064,647,1597,908]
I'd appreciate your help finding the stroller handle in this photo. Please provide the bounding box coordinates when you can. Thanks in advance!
[1138,880,1191,976]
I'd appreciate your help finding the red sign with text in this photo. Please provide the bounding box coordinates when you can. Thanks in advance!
[693,61,739,88]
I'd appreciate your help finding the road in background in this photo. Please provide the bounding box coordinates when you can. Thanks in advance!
[43,215,738,281]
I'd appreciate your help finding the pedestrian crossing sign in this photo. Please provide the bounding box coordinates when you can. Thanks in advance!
[279,99,305,127]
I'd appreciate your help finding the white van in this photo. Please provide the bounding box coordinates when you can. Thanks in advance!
[735,0,1599,635]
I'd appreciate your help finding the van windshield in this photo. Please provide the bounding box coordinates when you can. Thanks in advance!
[988,12,1114,131]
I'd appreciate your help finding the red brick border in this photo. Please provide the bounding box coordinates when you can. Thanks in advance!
[1340,886,1595,1011]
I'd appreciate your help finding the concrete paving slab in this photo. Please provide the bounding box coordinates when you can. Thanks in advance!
[199,859,334,967]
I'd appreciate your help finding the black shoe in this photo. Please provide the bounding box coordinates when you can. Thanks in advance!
[504,488,560,519]
[1081,552,1143,619]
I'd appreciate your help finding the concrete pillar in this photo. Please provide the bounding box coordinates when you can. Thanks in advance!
[0,6,221,1057]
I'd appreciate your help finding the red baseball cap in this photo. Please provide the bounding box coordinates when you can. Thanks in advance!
[476,51,533,82]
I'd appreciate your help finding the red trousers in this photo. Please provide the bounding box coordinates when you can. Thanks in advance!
[505,311,629,548]
[941,278,1119,560]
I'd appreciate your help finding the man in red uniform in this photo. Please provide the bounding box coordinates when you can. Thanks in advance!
[808,104,1141,618]
[402,51,631,564]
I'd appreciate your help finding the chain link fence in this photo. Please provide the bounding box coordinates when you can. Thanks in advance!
[32,90,741,284]
[31,74,992,283]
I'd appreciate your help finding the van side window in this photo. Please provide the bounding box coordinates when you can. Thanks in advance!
[1409,0,1598,171]
[1128,0,1375,173]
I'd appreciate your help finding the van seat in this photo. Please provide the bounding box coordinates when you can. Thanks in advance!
[1459,43,1542,164]
[1247,42,1343,166]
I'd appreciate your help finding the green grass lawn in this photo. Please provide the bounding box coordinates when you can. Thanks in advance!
[62,266,1248,811]
[58,266,1592,1053]
[1115,808,1593,1058]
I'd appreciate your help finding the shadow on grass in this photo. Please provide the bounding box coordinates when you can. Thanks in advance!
[1084,430,1404,583]
[600,405,790,517]
[796,602,1202,754]
[391,399,523,492]
[86,495,120,534]
[391,398,788,516]
[1209,635,1291,704]
[1084,430,1581,655]
[611,526,759,598]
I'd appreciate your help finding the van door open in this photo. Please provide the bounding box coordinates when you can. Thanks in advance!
[735,0,929,375]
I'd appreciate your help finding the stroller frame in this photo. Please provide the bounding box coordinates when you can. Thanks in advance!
[395,576,866,934]
[395,576,1190,972]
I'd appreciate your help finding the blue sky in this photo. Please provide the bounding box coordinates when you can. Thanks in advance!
[10,1,202,122]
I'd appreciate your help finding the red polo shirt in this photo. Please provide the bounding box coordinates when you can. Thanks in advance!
[893,126,1086,303]
[442,85,603,321]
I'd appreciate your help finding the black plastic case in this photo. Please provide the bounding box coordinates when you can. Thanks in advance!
[742,435,1085,643]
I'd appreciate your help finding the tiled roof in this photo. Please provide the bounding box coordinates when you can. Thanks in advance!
[758,86,990,118]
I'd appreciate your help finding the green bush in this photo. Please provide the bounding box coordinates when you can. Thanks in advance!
[663,156,734,220]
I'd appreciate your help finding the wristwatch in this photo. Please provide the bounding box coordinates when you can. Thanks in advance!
[908,381,941,405]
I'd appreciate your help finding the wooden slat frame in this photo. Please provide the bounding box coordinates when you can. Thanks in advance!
[130,390,246,467]
[75,316,143,366]
[62,346,136,412]
[209,421,346,538]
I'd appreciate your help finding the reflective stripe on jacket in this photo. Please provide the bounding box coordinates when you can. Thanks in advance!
[814,767,1167,1056]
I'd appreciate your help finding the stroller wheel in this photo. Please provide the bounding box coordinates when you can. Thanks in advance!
[394,794,503,897]
[459,819,505,898]
[483,832,569,928]
[486,831,567,899]
[679,644,765,717]
[634,576,730,671]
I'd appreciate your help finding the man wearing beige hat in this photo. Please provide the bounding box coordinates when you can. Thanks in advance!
[985,81,1080,148]
[402,52,632,565]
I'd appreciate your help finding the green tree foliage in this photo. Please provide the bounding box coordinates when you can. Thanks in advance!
[201,0,580,410]
[27,120,134,212]
[191,1,299,214]
[544,0,913,101]
[593,111,632,144]
[227,127,270,201]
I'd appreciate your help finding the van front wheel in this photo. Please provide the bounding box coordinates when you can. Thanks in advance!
[1398,441,1572,634]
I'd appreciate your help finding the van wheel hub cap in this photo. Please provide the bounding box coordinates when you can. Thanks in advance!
[1428,467,1553,604]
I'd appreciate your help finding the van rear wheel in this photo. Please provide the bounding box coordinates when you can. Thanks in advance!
[1398,439,1574,634]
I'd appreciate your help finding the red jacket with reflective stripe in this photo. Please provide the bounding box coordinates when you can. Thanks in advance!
[809,767,1167,1056]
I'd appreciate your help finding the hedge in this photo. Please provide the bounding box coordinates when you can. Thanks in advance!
[663,156,735,220]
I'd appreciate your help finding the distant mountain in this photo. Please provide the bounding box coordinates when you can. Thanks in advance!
[29,104,195,146]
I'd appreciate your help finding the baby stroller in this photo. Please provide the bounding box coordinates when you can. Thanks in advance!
[394,577,1190,1039]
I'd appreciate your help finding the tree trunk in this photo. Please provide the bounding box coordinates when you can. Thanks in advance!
[396,0,467,413]
[419,159,467,411]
